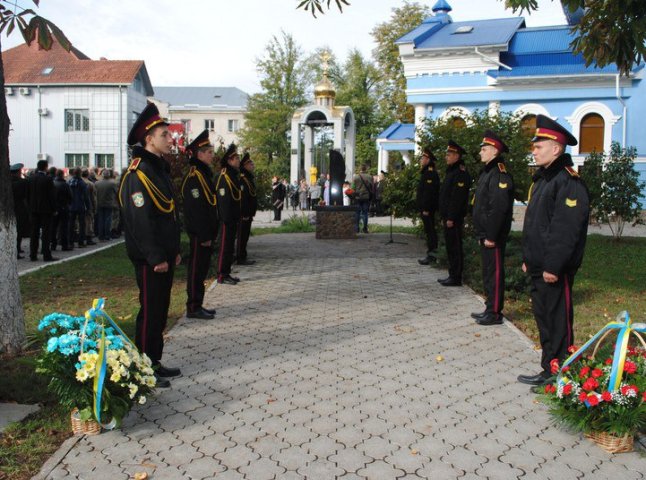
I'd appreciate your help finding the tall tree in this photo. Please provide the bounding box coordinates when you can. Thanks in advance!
[371,2,430,124]
[0,1,70,355]
[299,0,646,76]
[239,31,310,178]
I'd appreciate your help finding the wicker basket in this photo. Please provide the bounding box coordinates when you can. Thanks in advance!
[584,431,634,453]
[70,408,101,436]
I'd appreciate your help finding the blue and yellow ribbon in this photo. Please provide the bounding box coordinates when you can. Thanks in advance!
[81,298,136,424]
[558,311,646,392]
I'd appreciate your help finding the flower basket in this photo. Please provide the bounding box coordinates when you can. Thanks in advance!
[540,311,646,451]
[584,431,634,454]
[37,299,157,429]
[70,408,101,436]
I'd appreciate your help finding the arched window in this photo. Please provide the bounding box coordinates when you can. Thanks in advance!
[450,116,466,129]
[579,113,605,153]
[521,114,536,137]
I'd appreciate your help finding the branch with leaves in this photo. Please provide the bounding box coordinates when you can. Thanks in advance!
[0,0,70,50]
[296,0,349,18]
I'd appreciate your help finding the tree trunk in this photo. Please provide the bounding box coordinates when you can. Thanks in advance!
[0,41,26,355]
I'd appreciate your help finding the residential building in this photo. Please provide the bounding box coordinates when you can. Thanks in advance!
[150,87,248,147]
[4,39,153,172]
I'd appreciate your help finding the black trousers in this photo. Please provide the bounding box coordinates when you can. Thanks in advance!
[186,235,213,313]
[134,262,174,365]
[530,273,575,373]
[443,221,464,281]
[481,242,506,315]
[51,208,69,249]
[236,218,253,261]
[29,212,53,260]
[421,213,438,255]
[69,210,86,246]
[216,221,237,279]
[273,205,282,221]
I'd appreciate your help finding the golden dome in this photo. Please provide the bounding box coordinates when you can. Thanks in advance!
[314,75,336,98]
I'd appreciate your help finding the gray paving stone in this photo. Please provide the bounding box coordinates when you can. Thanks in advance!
[36,233,646,480]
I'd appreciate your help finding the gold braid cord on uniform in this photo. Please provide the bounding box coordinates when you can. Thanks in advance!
[118,168,175,213]
[216,169,242,201]
[241,174,256,197]
[182,167,217,206]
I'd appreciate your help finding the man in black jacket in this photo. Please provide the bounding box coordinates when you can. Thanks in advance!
[271,176,286,221]
[416,147,440,265]
[518,114,590,386]
[182,130,218,320]
[10,163,29,259]
[215,144,242,285]
[236,152,258,265]
[27,160,57,262]
[438,141,471,286]
[471,131,514,326]
[119,103,182,387]
[51,169,72,252]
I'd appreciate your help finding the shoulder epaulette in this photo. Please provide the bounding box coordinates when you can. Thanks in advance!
[188,165,196,175]
[128,157,141,171]
[565,166,579,178]
[497,163,507,174]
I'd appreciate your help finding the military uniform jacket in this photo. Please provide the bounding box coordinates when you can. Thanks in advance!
[215,165,241,224]
[416,163,440,213]
[240,168,258,218]
[439,162,472,222]
[522,154,590,277]
[119,146,181,266]
[472,158,514,242]
[182,158,219,243]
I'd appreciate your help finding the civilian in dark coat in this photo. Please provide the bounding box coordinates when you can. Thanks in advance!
[438,141,472,286]
[68,167,90,247]
[236,152,258,265]
[416,148,440,265]
[27,160,57,261]
[471,131,514,326]
[10,163,29,258]
[271,176,286,221]
[51,169,73,251]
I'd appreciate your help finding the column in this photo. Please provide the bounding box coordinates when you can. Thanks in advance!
[303,125,313,184]
[378,147,389,173]
[290,120,301,184]
[414,104,430,155]
[488,101,500,117]
[402,152,411,166]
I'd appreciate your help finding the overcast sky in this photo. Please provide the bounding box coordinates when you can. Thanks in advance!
[5,0,566,94]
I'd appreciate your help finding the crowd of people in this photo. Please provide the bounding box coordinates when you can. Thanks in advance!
[417,114,590,388]
[10,161,122,262]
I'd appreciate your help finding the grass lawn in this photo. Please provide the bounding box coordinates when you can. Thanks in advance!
[1,230,644,479]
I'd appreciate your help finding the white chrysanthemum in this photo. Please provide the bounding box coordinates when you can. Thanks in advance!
[128,383,138,399]
[138,396,147,405]
[145,376,156,387]
[110,371,121,383]
[76,369,90,382]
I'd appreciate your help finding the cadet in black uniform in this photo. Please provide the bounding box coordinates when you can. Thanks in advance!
[518,115,590,386]
[215,144,242,285]
[236,152,257,265]
[471,131,514,326]
[438,141,471,286]
[416,147,440,265]
[181,130,218,320]
[119,103,182,387]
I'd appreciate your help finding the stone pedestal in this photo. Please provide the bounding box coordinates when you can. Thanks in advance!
[314,205,358,239]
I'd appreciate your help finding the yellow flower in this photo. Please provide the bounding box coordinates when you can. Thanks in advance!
[128,383,138,399]
[110,371,121,383]
[76,369,89,382]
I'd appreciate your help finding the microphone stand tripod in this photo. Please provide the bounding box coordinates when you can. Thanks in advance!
[384,210,407,245]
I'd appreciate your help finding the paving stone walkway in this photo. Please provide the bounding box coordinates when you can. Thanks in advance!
[35,233,645,479]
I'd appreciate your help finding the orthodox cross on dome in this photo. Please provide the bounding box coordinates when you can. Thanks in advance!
[320,50,332,77]
[432,0,452,14]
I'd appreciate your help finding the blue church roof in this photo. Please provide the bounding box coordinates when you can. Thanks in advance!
[377,122,415,141]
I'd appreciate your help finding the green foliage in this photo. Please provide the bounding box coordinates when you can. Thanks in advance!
[296,0,349,18]
[418,109,533,201]
[505,0,646,76]
[594,143,645,239]
[238,31,310,175]
[371,2,431,124]
[580,150,604,221]
[381,163,420,220]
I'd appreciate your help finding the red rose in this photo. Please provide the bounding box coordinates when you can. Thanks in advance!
[579,366,591,377]
[621,385,638,396]
[562,366,570,373]
[642,391,646,402]
[578,392,588,403]
[591,368,603,379]
[604,358,613,365]
[624,361,637,374]
[587,395,600,407]
[563,384,573,395]
[582,378,599,391]
[601,391,613,402]
[567,345,578,353]
[550,358,560,375]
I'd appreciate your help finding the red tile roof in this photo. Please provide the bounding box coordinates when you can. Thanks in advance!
[2,39,151,92]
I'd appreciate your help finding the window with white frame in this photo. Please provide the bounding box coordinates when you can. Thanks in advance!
[205,119,215,131]
[228,119,239,133]
[65,109,90,132]
[95,154,114,169]
[579,113,605,154]
[65,153,89,168]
